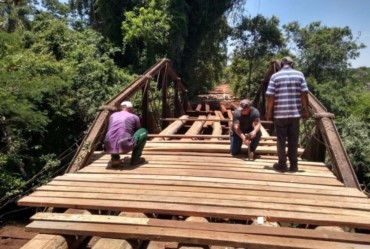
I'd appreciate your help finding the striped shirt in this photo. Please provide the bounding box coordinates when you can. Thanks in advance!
[266,67,308,119]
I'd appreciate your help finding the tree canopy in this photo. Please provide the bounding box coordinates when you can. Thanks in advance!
[228,15,284,98]
[284,21,366,82]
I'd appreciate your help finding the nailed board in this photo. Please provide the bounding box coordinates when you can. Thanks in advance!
[18,152,370,229]
[26,213,370,249]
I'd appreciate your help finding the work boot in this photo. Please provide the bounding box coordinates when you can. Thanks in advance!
[111,160,122,168]
[273,162,288,172]
[130,157,146,166]
[289,164,298,172]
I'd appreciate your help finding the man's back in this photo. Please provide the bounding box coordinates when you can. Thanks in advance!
[104,110,140,154]
[267,67,308,119]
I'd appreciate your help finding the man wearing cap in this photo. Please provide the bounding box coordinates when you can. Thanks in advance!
[266,56,309,172]
[104,101,148,167]
[230,99,262,159]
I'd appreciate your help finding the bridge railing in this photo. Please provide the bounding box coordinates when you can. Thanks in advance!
[301,92,360,189]
[254,60,360,189]
[66,58,188,173]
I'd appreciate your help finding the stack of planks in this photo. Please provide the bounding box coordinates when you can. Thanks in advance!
[16,114,370,248]
[18,150,370,248]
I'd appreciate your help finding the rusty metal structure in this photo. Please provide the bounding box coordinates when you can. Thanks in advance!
[17,58,370,249]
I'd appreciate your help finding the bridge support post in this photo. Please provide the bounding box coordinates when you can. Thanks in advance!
[301,126,326,162]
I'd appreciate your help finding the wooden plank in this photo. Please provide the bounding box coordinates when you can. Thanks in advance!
[92,138,273,146]
[85,163,335,179]
[91,152,327,167]
[176,216,209,249]
[92,212,145,249]
[143,143,302,155]
[260,125,270,137]
[92,238,136,249]
[152,115,189,141]
[90,159,332,173]
[36,185,370,210]
[88,160,334,176]
[205,103,210,113]
[27,220,365,249]
[28,191,370,218]
[181,116,206,141]
[148,134,277,140]
[220,104,227,114]
[77,167,343,186]
[90,152,329,168]
[211,116,222,141]
[18,196,370,229]
[203,114,214,128]
[58,173,360,195]
[20,209,90,249]
[214,111,224,119]
[47,180,370,203]
[88,163,333,179]
[29,213,370,245]
[25,214,370,248]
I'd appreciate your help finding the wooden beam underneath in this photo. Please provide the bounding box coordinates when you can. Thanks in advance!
[26,213,370,249]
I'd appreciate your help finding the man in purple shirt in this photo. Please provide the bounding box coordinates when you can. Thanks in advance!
[266,56,309,172]
[104,101,148,167]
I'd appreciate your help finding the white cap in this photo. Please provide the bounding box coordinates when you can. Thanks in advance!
[120,101,133,108]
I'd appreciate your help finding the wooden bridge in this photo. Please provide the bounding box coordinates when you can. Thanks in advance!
[17,59,370,248]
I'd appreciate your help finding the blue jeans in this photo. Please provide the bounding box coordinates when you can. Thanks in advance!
[230,131,261,155]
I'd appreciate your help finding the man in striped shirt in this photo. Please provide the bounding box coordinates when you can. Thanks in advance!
[266,56,309,172]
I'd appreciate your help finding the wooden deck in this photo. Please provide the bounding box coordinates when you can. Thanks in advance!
[18,134,370,248]
[15,60,370,248]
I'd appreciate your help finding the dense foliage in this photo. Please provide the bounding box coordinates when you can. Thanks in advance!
[69,0,243,95]
[0,11,135,203]
[228,15,285,98]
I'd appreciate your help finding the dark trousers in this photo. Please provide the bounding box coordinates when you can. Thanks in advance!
[111,128,148,161]
[230,131,261,155]
[131,128,148,161]
[274,118,300,166]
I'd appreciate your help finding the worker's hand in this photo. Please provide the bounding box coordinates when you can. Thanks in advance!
[249,130,256,139]
[243,138,250,146]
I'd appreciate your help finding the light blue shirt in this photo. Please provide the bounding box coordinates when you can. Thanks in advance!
[266,67,308,119]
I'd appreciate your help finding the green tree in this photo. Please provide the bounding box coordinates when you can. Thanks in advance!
[336,116,370,188]
[176,0,244,96]
[69,0,245,96]
[0,13,136,198]
[39,0,70,17]
[228,15,284,98]
[0,0,34,32]
[122,0,171,72]
[284,21,366,83]
[347,67,370,123]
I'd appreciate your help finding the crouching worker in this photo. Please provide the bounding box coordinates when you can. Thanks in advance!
[104,101,148,167]
[230,99,262,159]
